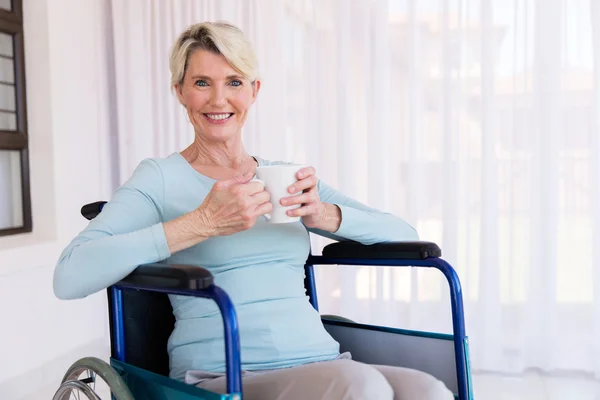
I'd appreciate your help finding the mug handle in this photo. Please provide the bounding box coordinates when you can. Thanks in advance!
[251,178,271,221]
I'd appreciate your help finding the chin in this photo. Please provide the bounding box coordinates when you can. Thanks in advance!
[202,127,240,143]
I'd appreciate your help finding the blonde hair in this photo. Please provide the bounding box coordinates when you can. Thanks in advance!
[169,21,259,89]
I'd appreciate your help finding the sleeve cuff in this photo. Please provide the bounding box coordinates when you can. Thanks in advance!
[150,222,171,260]
[332,204,370,239]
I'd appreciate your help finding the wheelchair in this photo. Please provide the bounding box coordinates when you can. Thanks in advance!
[53,201,474,400]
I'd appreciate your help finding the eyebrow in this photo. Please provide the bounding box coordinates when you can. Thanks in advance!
[191,74,244,81]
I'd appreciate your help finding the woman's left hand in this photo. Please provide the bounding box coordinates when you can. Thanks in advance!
[280,166,341,232]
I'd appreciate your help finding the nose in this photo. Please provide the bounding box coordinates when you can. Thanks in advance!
[209,85,226,108]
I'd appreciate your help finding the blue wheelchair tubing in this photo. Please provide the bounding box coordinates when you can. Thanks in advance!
[110,256,471,400]
[110,284,242,397]
[306,255,472,400]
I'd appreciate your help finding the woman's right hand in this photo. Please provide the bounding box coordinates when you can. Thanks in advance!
[195,171,272,237]
[164,171,271,254]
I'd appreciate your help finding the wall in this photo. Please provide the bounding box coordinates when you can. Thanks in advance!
[0,0,115,398]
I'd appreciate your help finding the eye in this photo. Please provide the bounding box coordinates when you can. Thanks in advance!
[195,79,208,87]
[229,79,242,87]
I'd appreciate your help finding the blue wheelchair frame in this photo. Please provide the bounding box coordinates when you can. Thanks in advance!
[110,284,243,399]
[305,255,472,400]
[81,201,474,400]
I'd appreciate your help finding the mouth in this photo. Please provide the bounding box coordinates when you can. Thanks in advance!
[203,113,234,124]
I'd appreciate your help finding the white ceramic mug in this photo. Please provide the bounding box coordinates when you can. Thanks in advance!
[254,164,306,224]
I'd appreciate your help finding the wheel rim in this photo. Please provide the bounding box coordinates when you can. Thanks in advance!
[52,379,102,400]
[55,357,134,400]
[59,366,113,400]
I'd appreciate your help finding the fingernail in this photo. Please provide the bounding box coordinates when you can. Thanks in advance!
[281,199,287,206]
[289,186,296,193]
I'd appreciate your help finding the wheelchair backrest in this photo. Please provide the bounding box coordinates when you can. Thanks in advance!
[86,200,318,376]
[107,288,175,376]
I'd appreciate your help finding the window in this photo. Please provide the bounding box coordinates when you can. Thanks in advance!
[0,0,31,236]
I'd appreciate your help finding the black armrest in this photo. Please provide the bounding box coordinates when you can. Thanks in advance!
[322,241,441,260]
[118,263,214,290]
[81,201,107,220]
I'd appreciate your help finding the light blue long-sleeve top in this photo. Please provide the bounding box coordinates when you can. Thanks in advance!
[53,152,419,381]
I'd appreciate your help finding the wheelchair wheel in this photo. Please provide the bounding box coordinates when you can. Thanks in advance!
[52,357,134,400]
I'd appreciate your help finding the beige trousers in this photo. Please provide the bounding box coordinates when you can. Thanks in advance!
[186,358,455,400]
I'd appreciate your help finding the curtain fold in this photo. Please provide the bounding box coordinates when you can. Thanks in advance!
[106,0,599,377]
[589,0,600,378]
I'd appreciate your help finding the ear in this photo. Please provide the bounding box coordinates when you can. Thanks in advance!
[251,80,261,101]
[175,83,186,106]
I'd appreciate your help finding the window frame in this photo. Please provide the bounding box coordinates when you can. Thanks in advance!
[0,0,31,237]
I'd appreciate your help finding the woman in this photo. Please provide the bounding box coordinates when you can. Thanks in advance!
[53,21,453,400]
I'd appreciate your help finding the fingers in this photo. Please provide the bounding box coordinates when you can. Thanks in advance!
[280,187,318,207]
[237,191,271,231]
[238,191,271,230]
[251,190,271,206]
[288,174,318,194]
[222,178,265,196]
[296,166,316,180]
[287,202,321,217]
[242,180,267,195]
[254,200,273,216]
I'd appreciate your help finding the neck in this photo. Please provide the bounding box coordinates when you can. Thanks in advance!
[183,134,251,168]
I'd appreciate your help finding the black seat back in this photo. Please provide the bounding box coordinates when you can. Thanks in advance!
[108,288,175,376]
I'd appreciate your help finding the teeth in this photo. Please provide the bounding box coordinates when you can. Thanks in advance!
[206,113,232,120]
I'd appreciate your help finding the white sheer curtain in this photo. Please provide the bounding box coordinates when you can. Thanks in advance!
[107,0,600,377]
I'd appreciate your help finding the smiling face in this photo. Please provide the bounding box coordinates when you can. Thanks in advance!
[175,49,260,143]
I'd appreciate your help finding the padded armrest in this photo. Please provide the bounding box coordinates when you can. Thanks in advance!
[322,241,441,260]
[118,263,214,290]
[81,201,107,220]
